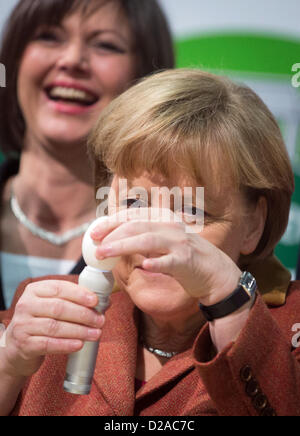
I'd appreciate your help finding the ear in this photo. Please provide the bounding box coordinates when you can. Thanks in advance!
[240,196,268,256]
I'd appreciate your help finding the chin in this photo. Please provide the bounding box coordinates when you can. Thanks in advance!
[42,128,89,148]
[38,114,93,146]
[48,134,88,147]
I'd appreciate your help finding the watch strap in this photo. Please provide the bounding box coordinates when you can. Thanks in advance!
[199,272,256,322]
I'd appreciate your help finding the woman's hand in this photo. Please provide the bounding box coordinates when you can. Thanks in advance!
[2,280,104,378]
[92,209,242,306]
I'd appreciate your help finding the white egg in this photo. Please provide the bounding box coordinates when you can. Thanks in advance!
[82,216,121,271]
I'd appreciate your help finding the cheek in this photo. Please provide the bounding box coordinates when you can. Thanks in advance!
[200,224,244,263]
[92,55,136,95]
[112,257,132,289]
[17,47,53,112]
[18,46,52,87]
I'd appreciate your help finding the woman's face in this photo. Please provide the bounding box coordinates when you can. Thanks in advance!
[17,3,137,149]
[110,173,255,322]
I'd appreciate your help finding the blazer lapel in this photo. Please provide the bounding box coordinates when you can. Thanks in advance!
[93,291,197,413]
[93,292,139,416]
[135,349,195,401]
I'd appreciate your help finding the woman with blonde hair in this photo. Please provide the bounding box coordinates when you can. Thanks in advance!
[0,69,299,416]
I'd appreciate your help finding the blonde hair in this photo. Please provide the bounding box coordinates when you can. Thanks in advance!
[88,68,294,263]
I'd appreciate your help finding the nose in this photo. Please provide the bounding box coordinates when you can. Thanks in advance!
[57,39,89,74]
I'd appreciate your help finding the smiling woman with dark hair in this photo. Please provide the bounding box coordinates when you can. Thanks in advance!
[0,0,174,310]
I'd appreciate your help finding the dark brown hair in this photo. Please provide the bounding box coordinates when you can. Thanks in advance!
[0,0,174,155]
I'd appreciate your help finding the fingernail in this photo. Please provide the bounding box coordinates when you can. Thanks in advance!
[86,294,97,306]
[99,244,113,254]
[96,245,113,259]
[94,314,105,328]
[91,230,101,239]
[70,340,83,351]
[87,329,101,340]
[95,249,105,260]
[143,259,154,269]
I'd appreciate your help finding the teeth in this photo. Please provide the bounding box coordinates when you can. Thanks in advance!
[49,86,95,103]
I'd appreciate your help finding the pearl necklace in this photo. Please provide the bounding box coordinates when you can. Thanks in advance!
[10,191,94,246]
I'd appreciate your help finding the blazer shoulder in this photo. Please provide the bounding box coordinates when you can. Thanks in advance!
[269,280,300,344]
[274,280,300,311]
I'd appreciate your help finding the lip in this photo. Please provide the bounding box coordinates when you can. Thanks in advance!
[45,80,99,99]
[44,80,100,115]
[135,266,166,278]
[47,100,95,115]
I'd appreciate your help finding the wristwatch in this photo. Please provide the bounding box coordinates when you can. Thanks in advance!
[199,271,257,322]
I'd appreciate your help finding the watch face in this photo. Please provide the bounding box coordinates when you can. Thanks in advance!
[241,272,257,295]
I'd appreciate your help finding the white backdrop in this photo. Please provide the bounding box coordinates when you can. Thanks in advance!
[0,0,18,33]
[1,0,300,40]
[157,0,300,39]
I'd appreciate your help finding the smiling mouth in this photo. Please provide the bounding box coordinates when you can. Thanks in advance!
[46,86,99,107]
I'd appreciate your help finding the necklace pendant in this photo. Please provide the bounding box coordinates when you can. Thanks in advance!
[147,346,178,359]
[10,192,94,246]
[140,336,178,359]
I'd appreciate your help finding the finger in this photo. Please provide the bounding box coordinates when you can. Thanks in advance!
[142,254,176,275]
[96,232,169,259]
[100,220,156,246]
[96,218,185,259]
[91,208,178,241]
[25,336,84,356]
[91,208,149,241]
[26,318,102,342]
[19,298,104,329]
[101,217,186,247]
[27,280,98,308]
[90,215,120,241]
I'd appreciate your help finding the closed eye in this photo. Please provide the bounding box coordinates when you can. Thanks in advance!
[94,41,126,54]
[34,29,61,43]
[183,206,198,216]
[175,206,208,226]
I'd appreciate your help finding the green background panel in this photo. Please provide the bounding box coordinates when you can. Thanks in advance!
[175,32,300,75]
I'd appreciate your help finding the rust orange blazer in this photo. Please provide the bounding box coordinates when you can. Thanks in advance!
[1,256,300,416]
